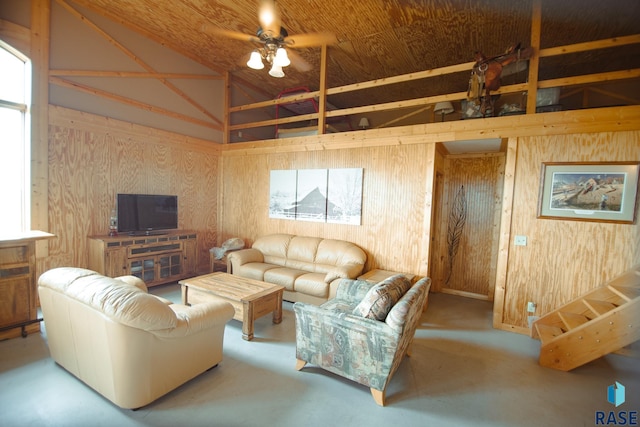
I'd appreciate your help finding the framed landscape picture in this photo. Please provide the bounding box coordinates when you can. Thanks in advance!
[537,162,640,224]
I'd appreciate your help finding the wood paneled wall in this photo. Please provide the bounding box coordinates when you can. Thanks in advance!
[39,106,220,276]
[220,126,640,333]
[40,105,640,334]
[498,131,640,332]
[219,143,435,276]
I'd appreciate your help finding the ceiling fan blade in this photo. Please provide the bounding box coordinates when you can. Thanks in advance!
[258,0,281,38]
[287,50,312,72]
[284,32,338,48]
[201,24,260,43]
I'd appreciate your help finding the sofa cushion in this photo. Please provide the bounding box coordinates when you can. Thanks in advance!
[316,239,367,268]
[235,262,279,280]
[294,273,330,298]
[264,267,308,290]
[352,275,411,321]
[252,234,293,267]
[283,236,322,272]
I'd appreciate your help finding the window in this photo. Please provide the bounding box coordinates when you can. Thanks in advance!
[0,42,31,234]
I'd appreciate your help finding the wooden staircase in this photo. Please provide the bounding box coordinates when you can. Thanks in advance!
[532,264,640,371]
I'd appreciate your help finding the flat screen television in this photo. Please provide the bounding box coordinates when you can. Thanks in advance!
[117,193,178,235]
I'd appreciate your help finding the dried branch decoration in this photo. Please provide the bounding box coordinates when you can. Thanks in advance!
[446,185,467,285]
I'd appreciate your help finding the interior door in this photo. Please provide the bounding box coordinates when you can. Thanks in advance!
[433,153,505,300]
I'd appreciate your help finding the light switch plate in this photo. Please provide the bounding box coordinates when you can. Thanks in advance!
[515,235,527,246]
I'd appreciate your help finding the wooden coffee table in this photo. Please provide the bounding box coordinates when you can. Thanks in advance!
[179,272,284,341]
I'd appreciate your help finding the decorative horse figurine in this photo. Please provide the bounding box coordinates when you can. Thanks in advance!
[468,43,533,116]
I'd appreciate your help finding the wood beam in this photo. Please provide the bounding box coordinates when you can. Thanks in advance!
[49,76,222,130]
[419,143,437,276]
[56,0,222,127]
[526,0,541,114]
[539,34,640,58]
[68,0,227,75]
[317,44,328,135]
[326,62,474,97]
[493,136,518,329]
[31,0,50,256]
[230,89,321,113]
[588,87,640,105]
[221,105,640,155]
[49,70,223,79]
[539,69,640,88]
[223,72,230,144]
[375,106,431,129]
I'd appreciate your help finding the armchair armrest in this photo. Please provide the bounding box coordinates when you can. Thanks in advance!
[115,275,148,292]
[227,248,264,272]
[324,263,364,283]
[334,278,376,304]
[153,300,235,338]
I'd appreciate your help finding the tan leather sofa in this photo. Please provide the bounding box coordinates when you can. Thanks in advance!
[38,267,235,409]
[227,234,367,305]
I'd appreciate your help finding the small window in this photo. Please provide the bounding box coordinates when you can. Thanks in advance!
[0,42,31,234]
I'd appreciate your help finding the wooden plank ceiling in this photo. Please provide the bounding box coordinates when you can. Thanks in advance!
[70,0,640,108]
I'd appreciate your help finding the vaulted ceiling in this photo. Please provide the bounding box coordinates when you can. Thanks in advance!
[69,0,640,109]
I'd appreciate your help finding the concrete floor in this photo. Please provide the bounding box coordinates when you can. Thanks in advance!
[0,285,638,427]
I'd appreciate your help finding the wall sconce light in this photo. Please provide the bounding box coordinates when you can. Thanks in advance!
[358,117,370,129]
[434,101,454,122]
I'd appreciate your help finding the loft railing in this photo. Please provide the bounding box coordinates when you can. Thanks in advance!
[226,34,640,143]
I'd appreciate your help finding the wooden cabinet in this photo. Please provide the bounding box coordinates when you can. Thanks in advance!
[0,231,55,340]
[88,230,198,287]
[183,237,197,276]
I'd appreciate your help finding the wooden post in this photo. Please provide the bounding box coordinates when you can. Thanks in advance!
[31,0,51,256]
[317,44,328,135]
[526,0,541,114]
[223,71,230,144]
[493,137,518,330]
[419,142,436,277]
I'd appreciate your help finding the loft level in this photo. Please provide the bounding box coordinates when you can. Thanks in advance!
[227,34,640,143]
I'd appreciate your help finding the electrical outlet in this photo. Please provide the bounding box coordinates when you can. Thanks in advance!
[527,301,537,313]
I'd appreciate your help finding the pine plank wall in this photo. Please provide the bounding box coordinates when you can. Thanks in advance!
[41,105,640,334]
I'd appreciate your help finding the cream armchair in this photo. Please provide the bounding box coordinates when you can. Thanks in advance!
[38,267,235,409]
[294,274,431,406]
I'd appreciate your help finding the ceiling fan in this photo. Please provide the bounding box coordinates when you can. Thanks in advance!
[202,0,337,78]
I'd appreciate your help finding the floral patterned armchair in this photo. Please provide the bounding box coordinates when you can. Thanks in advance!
[293,274,431,406]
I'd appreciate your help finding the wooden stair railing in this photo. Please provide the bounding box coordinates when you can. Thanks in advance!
[532,264,640,371]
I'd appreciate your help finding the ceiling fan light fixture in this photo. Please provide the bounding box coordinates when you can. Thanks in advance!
[247,50,264,70]
[268,63,285,78]
[273,47,290,67]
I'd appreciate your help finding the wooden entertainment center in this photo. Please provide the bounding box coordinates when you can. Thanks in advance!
[0,231,55,340]
[88,230,198,287]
